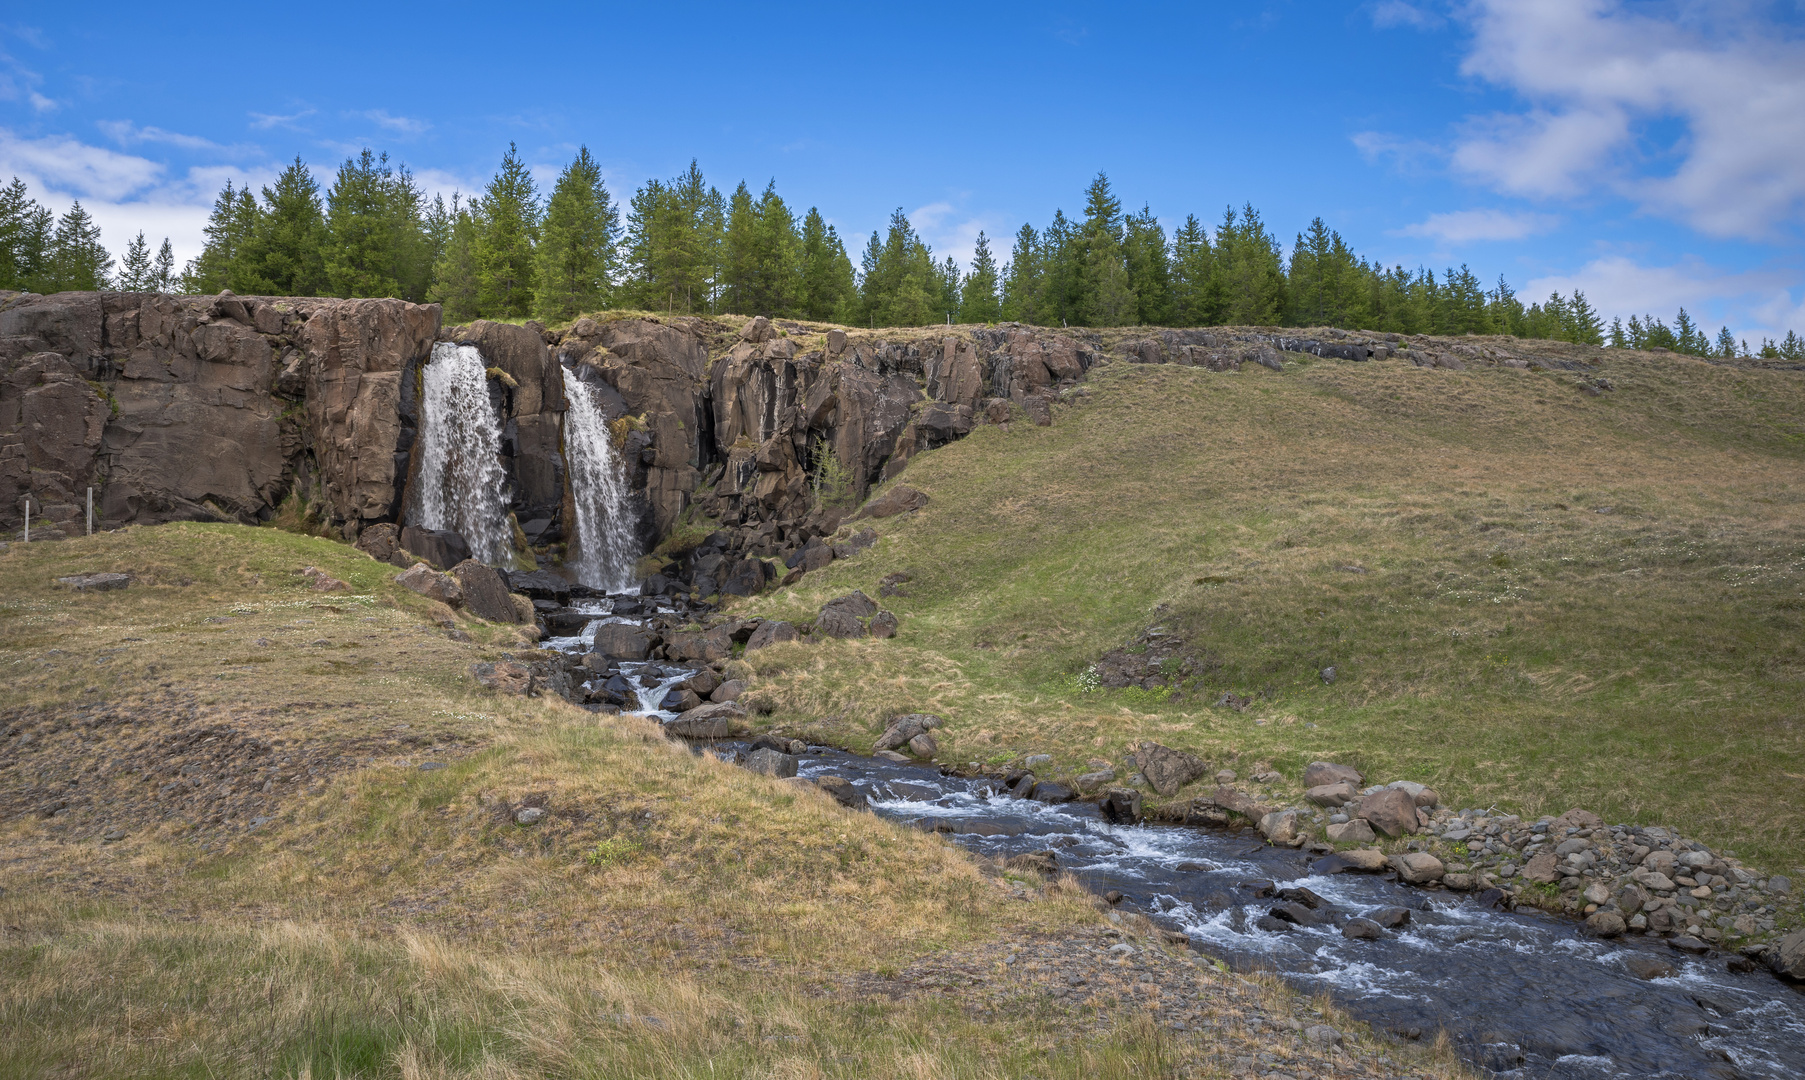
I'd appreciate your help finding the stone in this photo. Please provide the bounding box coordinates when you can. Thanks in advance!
[1769,875,1792,896]
[1075,769,1116,792]
[1355,788,1418,837]
[395,563,463,606]
[1100,788,1143,825]
[593,623,653,660]
[470,661,534,695]
[1669,935,1711,955]
[1343,918,1383,940]
[1030,782,1075,803]
[1134,742,1209,796]
[1326,819,1376,844]
[1268,901,1319,927]
[855,484,929,520]
[1025,754,1054,769]
[1306,781,1357,807]
[56,572,131,592]
[685,670,722,697]
[907,733,938,759]
[868,610,899,638]
[1303,761,1363,789]
[1304,1025,1342,1047]
[1213,769,1237,784]
[502,569,571,603]
[1636,871,1676,892]
[744,748,799,778]
[664,701,743,738]
[1554,808,1604,830]
[399,526,471,571]
[1771,930,1805,982]
[451,560,526,623]
[1582,882,1612,906]
[1258,810,1301,844]
[745,620,798,650]
[1339,848,1389,871]
[1007,851,1060,877]
[873,713,942,752]
[873,749,910,763]
[817,590,879,638]
[1319,666,1336,684]
[1366,906,1411,928]
[1391,852,1445,884]
[514,807,546,825]
[814,776,863,808]
[665,626,734,664]
[1624,955,1676,980]
[1584,912,1627,938]
[1414,787,1440,808]
[1522,852,1561,884]
[1442,873,1477,891]
[1618,884,1649,914]
[1641,849,1677,876]
[710,680,747,703]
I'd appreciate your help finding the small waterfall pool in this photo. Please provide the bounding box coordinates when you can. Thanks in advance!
[562,371,639,592]
[409,343,511,563]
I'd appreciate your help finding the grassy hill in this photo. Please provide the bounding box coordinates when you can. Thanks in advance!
[740,345,1805,878]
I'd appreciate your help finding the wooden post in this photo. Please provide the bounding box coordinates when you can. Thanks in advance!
[21,497,28,543]
[87,487,93,536]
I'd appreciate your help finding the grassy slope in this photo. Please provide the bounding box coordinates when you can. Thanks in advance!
[740,349,1805,879]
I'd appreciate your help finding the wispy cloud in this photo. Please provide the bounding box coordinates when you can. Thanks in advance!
[356,109,430,136]
[910,200,1001,272]
[97,119,223,152]
[1371,1,1442,30]
[248,109,315,131]
[0,127,164,200]
[1396,208,1557,243]
[1526,254,1801,341]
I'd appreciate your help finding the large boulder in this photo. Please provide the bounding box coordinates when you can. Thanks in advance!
[395,563,462,606]
[450,560,525,623]
[855,484,929,520]
[1258,810,1300,844]
[592,623,653,660]
[1391,852,1445,884]
[744,748,799,778]
[665,625,734,663]
[1303,762,1363,789]
[1306,782,1358,807]
[874,713,942,752]
[1134,742,1209,797]
[664,701,743,739]
[400,526,471,571]
[1355,788,1419,837]
[745,620,798,650]
[817,590,879,638]
[1771,930,1805,982]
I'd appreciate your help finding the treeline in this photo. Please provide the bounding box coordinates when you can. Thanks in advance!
[4,155,1803,361]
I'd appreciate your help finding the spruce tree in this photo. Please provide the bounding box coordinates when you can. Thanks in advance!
[1216,205,1284,326]
[1039,210,1080,325]
[1608,316,1626,349]
[153,238,176,292]
[1715,326,1737,357]
[958,230,1001,323]
[430,195,481,321]
[798,208,855,321]
[323,150,432,301]
[534,146,619,321]
[999,224,1041,324]
[1122,206,1171,326]
[623,161,722,314]
[45,201,113,291]
[1489,275,1525,337]
[117,231,155,291]
[0,176,53,292]
[1780,330,1803,362]
[471,143,539,317]
[938,255,960,321]
[240,156,327,296]
[1169,215,1214,326]
[1567,291,1603,345]
[184,180,259,293]
[1673,308,1703,355]
[858,208,936,327]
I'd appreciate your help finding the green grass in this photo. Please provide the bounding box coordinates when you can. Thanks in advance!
[735,350,1805,877]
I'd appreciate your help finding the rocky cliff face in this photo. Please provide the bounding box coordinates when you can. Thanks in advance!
[3,287,1443,572]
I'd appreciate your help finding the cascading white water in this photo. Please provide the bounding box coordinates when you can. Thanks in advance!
[562,372,639,591]
[409,342,511,564]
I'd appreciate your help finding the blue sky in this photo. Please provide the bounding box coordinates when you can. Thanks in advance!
[3,1,1803,341]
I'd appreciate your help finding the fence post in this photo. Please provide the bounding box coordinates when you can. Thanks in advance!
[21,496,29,543]
[87,487,93,536]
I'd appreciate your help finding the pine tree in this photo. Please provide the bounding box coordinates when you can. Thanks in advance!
[1567,290,1603,345]
[45,201,113,291]
[1487,275,1525,337]
[937,255,960,320]
[1216,205,1284,326]
[1608,316,1626,349]
[153,238,176,292]
[430,195,481,321]
[323,150,432,301]
[471,143,539,317]
[623,161,722,314]
[1074,173,1133,326]
[0,176,54,292]
[858,208,937,327]
[798,209,855,322]
[534,146,619,321]
[1714,326,1737,358]
[239,156,327,296]
[183,180,259,293]
[1169,214,1214,326]
[1673,308,1705,355]
[720,179,801,317]
[1779,330,1803,362]
[999,224,1041,324]
[1122,206,1171,326]
[957,230,1001,323]
[117,231,155,290]
[1626,314,1646,349]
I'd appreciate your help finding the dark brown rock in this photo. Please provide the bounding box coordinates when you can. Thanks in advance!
[1355,788,1418,837]
[855,484,929,520]
[592,623,653,660]
[450,560,524,623]
[817,590,879,638]
[471,661,534,695]
[1302,761,1363,789]
[745,620,798,650]
[1135,742,1209,797]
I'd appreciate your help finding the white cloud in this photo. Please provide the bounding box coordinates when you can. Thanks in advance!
[357,109,429,136]
[1396,208,1557,243]
[908,201,1000,272]
[1525,254,1802,341]
[1454,0,1805,239]
[28,90,55,112]
[97,120,223,152]
[1371,1,1441,30]
[0,127,164,201]
[249,109,315,131]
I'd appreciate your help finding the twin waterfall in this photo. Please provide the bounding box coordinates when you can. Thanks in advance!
[407,341,636,588]
[561,376,637,592]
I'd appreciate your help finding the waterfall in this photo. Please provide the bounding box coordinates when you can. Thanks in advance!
[409,342,511,564]
[562,372,639,591]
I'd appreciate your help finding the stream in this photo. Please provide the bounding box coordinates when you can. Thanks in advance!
[538,596,1805,1079]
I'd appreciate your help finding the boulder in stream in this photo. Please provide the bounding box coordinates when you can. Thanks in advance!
[664,701,743,738]
[744,748,798,778]
[1772,930,1805,982]
[1134,742,1209,796]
